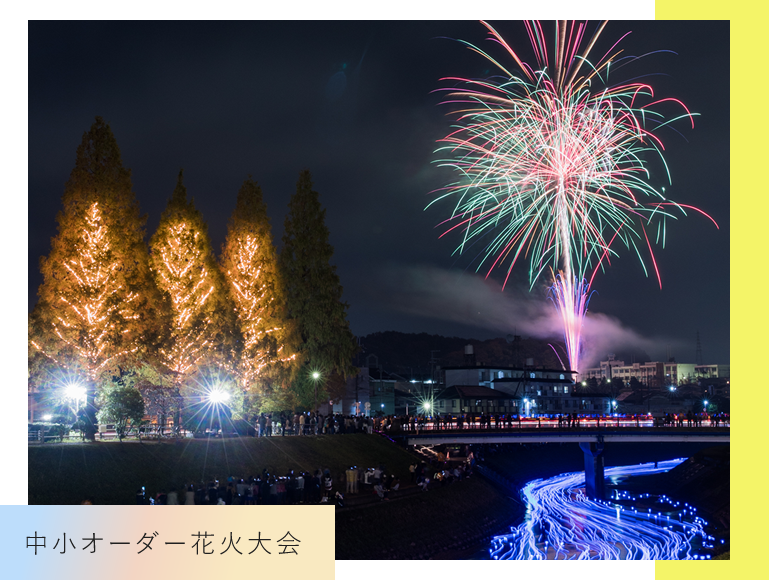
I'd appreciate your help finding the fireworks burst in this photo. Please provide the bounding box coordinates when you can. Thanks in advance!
[430,20,714,372]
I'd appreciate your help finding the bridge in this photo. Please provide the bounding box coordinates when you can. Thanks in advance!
[404,427,729,446]
[395,426,729,500]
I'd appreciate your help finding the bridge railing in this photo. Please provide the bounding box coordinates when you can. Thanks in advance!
[382,415,729,434]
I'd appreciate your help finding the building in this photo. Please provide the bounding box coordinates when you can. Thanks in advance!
[605,362,664,389]
[582,358,728,391]
[443,364,611,416]
[331,367,372,416]
[695,364,730,379]
[330,367,440,416]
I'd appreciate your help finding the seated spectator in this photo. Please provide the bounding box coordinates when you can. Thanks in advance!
[374,482,389,501]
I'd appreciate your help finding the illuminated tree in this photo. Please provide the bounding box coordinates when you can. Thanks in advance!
[280,170,358,408]
[30,117,161,439]
[220,177,297,403]
[149,171,235,395]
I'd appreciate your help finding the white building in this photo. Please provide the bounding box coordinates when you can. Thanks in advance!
[582,358,728,390]
[443,365,610,415]
[695,364,730,379]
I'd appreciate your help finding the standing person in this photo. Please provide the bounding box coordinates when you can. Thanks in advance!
[258,414,266,437]
[166,487,179,505]
[345,467,355,494]
[296,472,305,503]
[195,483,206,505]
[323,469,333,501]
[299,413,306,435]
[184,484,195,505]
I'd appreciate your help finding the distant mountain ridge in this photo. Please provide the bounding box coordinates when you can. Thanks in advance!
[355,331,563,378]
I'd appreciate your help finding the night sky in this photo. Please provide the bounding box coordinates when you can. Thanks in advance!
[28,20,729,367]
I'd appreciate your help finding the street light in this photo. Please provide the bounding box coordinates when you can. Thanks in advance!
[311,371,321,413]
[64,383,87,415]
[207,389,231,404]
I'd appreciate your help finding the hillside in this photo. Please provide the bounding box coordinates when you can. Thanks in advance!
[357,331,563,377]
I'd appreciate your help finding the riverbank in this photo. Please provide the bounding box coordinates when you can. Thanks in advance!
[29,434,727,560]
[28,433,415,504]
[335,474,522,559]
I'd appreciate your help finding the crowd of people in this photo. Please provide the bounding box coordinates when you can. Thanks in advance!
[374,411,729,431]
[253,412,374,436]
[137,468,335,506]
[659,411,729,427]
[135,452,476,506]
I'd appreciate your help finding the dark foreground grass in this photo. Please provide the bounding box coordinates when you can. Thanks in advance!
[29,434,415,505]
[335,476,521,560]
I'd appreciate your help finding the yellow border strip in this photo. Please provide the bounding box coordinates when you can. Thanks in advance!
[656,0,769,579]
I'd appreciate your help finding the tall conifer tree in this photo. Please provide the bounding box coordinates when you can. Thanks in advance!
[31,117,160,439]
[221,178,296,404]
[149,171,235,397]
[280,170,357,409]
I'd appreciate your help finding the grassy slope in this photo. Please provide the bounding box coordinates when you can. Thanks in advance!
[29,434,415,505]
[335,476,521,560]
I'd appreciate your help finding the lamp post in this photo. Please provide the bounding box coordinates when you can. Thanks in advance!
[312,371,320,414]
[207,388,231,435]
[64,383,87,416]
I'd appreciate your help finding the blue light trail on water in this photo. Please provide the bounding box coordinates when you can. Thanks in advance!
[490,459,715,560]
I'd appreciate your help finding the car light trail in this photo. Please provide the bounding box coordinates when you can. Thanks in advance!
[490,459,715,560]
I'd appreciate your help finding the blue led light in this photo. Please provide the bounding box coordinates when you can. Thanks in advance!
[488,459,715,560]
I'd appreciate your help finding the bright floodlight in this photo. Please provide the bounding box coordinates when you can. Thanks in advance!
[703,400,709,406]
[669,386,676,391]
[312,371,320,380]
[208,390,231,404]
[42,414,52,421]
[64,384,86,401]
[423,402,431,409]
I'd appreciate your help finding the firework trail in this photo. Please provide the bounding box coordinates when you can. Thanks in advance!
[430,21,714,372]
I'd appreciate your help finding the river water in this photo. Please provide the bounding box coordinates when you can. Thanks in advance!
[484,459,718,560]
